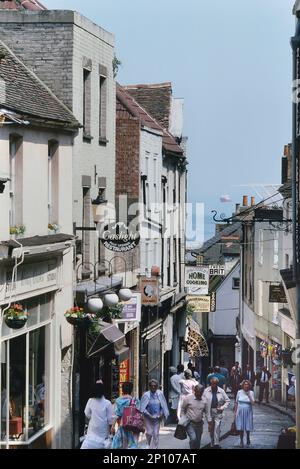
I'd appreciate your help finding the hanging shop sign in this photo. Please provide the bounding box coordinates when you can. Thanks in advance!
[210,291,216,312]
[185,266,209,295]
[269,284,288,303]
[209,265,225,276]
[101,222,140,253]
[119,359,130,395]
[115,293,141,323]
[187,295,211,313]
[140,277,159,306]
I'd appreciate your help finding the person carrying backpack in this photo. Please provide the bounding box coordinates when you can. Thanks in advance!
[111,381,141,449]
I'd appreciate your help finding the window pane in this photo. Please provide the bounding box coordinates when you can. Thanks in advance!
[9,335,26,441]
[40,294,51,322]
[28,327,47,438]
[26,297,39,328]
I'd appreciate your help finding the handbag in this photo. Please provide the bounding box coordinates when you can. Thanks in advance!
[122,398,145,433]
[174,424,187,440]
[230,420,239,436]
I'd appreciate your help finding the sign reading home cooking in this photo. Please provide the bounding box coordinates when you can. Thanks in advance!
[187,295,211,313]
[185,266,209,295]
[101,222,140,253]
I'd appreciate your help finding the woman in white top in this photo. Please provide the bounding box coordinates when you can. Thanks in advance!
[81,382,113,449]
[177,369,198,419]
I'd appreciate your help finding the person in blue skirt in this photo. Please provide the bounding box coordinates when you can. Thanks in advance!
[234,380,255,447]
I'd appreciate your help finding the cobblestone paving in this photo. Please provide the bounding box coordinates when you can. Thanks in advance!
[139,401,294,450]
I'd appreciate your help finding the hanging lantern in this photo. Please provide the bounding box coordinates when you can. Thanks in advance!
[87,298,104,314]
[104,293,119,307]
[118,288,133,302]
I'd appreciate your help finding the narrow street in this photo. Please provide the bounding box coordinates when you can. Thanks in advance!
[139,403,294,450]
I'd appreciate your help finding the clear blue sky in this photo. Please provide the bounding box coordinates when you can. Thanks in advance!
[46,0,295,241]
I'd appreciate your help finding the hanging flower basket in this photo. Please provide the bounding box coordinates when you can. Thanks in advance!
[65,307,96,327]
[4,304,28,329]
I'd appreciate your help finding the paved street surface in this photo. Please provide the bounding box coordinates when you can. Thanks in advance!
[139,402,294,450]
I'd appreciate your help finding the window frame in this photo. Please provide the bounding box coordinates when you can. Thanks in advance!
[0,298,53,448]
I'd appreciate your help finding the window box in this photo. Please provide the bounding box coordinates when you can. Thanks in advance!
[10,225,26,238]
[99,136,108,146]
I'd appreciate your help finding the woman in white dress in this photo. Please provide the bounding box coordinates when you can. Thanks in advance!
[177,369,198,419]
[234,380,255,447]
[81,382,113,449]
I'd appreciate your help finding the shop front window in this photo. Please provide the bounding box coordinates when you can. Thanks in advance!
[0,325,50,446]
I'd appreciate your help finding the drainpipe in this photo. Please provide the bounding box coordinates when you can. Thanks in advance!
[291,5,300,449]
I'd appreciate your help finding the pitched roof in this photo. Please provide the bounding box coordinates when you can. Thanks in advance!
[117,83,183,156]
[0,0,46,10]
[0,40,79,129]
[124,83,172,131]
[193,222,242,255]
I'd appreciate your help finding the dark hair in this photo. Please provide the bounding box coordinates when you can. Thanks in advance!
[187,362,193,370]
[177,364,184,373]
[90,382,105,399]
[208,367,213,374]
[122,381,133,395]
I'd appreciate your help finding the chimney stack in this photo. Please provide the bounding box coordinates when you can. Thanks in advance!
[251,197,255,206]
[242,195,248,207]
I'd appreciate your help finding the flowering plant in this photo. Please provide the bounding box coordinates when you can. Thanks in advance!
[10,225,26,236]
[5,303,28,320]
[64,307,96,320]
[48,223,60,233]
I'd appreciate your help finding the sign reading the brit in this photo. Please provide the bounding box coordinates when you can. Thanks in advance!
[185,266,209,295]
[209,265,225,276]
[101,222,140,253]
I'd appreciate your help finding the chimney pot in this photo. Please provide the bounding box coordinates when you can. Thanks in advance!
[242,195,248,207]
[251,197,255,206]
[235,203,240,213]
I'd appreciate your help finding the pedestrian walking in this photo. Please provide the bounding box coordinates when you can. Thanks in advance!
[256,366,271,403]
[230,365,242,399]
[234,380,255,447]
[80,382,113,449]
[111,381,140,449]
[181,384,208,449]
[219,360,229,390]
[177,369,198,419]
[140,379,169,449]
[169,365,184,423]
[203,377,230,449]
[206,366,226,389]
[242,364,256,388]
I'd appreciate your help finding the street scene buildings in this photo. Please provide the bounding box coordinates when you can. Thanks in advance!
[0,0,298,452]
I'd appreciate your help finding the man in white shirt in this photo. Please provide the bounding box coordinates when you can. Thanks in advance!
[203,378,230,449]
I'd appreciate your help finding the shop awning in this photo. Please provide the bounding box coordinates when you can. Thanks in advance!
[87,321,129,363]
[187,318,209,358]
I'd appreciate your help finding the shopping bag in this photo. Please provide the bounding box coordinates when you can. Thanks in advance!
[122,399,144,433]
[174,424,187,440]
